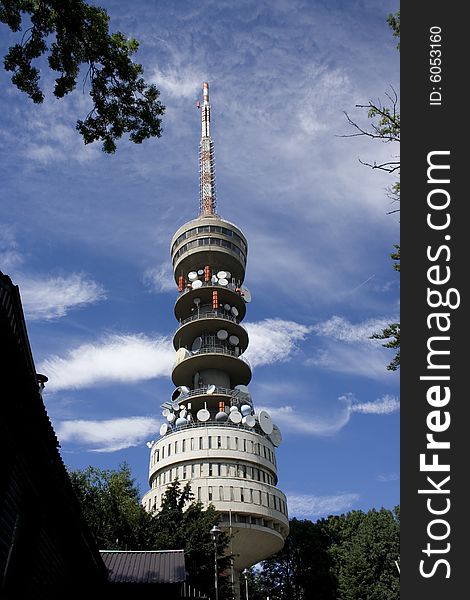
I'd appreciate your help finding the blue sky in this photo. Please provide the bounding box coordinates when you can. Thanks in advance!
[0,0,399,520]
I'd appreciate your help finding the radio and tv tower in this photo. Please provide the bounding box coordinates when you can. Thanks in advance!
[142,83,289,594]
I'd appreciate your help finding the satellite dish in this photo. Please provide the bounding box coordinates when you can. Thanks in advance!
[240,286,252,302]
[174,347,190,365]
[218,278,228,286]
[229,405,238,412]
[160,423,169,436]
[240,404,252,416]
[197,269,204,275]
[197,407,210,422]
[217,270,227,279]
[167,412,176,423]
[228,335,239,346]
[211,275,218,283]
[188,271,198,281]
[179,408,187,418]
[146,441,153,448]
[175,417,187,427]
[207,384,216,395]
[235,384,250,395]
[231,306,239,317]
[242,415,256,428]
[258,410,274,434]
[269,424,283,446]
[193,297,201,306]
[162,408,170,417]
[192,336,203,352]
[192,279,203,289]
[215,411,228,422]
[171,400,180,410]
[224,303,231,311]
[229,410,242,423]
[172,385,189,402]
[225,271,231,280]
[217,329,228,341]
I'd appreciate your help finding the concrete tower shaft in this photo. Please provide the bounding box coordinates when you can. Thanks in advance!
[143,83,288,583]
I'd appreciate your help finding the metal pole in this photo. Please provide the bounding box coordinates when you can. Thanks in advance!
[214,536,219,600]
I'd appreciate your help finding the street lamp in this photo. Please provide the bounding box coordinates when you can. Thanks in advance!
[242,568,249,600]
[210,525,222,600]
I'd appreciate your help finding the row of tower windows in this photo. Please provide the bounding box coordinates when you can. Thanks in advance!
[172,225,247,255]
[172,237,247,265]
[152,435,276,466]
[219,512,286,535]
[152,461,275,488]
[149,484,287,516]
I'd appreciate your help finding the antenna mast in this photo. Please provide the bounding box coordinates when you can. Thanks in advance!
[199,82,217,216]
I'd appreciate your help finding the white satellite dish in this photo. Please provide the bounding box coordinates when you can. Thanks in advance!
[175,417,187,427]
[224,303,231,311]
[217,329,228,341]
[258,410,273,434]
[217,270,227,279]
[243,415,256,428]
[240,286,252,302]
[228,335,239,346]
[207,384,216,395]
[174,347,190,365]
[193,297,201,306]
[229,410,242,424]
[179,408,187,418]
[215,411,228,422]
[160,423,169,436]
[229,405,238,412]
[172,385,189,402]
[231,306,239,317]
[240,404,252,416]
[218,278,228,286]
[235,384,250,395]
[269,424,283,446]
[162,408,170,417]
[192,279,203,289]
[171,400,180,410]
[167,412,176,423]
[188,271,198,281]
[211,275,218,283]
[192,336,203,351]
[197,404,210,422]
[197,269,204,275]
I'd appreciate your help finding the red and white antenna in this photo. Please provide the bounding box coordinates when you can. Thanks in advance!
[198,82,217,216]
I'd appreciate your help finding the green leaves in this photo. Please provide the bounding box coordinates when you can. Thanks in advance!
[0,0,165,152]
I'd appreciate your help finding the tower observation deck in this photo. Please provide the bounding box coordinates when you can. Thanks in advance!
[143,83,289,585]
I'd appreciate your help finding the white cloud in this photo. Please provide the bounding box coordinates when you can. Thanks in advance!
[258,393,399,437]
[19,273,106,320]
[56,416,160,452]
[244,318,312,367]
[143,263,175,293]
[287,492,360,519]
[312,315,396,343]
[150,66,204,99]
[351,394,400,415]
[40,333,174,391]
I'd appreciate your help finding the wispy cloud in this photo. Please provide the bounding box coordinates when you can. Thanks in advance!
[376,473,399,483]
[287,492,360,519]
[56,416,160,452]
[40,333,174,391]
[307,315,399,380]
[143,263,175,293]
[351,394,400,415]
[259,393,399,437]
[244,318,312,367]
[19,273,106,321]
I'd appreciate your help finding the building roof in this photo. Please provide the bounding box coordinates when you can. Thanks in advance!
[100,550,187,585]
